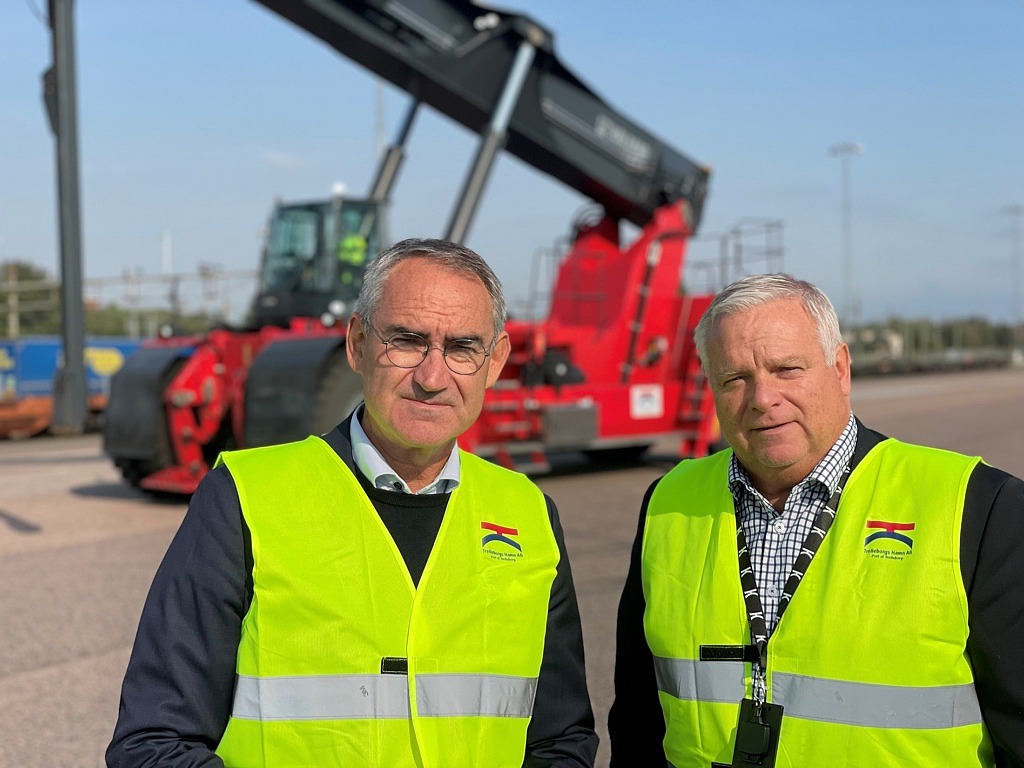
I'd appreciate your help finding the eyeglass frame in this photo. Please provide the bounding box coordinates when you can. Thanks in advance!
[358,316,497,375]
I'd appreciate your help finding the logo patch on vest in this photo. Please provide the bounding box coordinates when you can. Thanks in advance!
[864,519,915,561]
[481,521,523,561]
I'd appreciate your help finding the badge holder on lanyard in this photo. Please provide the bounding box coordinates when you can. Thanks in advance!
[704,465,851,768]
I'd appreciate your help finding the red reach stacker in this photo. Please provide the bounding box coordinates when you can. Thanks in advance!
[103,0,720,494]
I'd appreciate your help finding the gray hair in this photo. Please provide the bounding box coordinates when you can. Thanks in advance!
[354,238,507,339]
[694,273,844,366]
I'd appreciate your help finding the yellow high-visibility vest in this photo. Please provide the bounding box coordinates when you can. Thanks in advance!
[643,439,994,768]
[214,436,559,768]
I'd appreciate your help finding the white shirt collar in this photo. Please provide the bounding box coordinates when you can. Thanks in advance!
[349,408,461,495]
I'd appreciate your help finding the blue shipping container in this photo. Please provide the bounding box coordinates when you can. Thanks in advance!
[0,336,142,400]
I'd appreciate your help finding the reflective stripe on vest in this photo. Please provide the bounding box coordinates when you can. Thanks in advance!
[772,673,982,729]
[653,657,982,729]
[653,656,745,704]
[231,672,538,721]
[417,673,538,718]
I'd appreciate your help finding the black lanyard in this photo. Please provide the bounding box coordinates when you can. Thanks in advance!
[733,464,851,705]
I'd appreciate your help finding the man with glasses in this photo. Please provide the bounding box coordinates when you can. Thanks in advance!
[108,239,598,767]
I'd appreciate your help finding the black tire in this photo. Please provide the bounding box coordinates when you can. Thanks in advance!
[310,349,364,436]
[115,458,146,488]
[115,357,189,487]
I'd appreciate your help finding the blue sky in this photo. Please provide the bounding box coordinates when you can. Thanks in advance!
[1,0,1022,323]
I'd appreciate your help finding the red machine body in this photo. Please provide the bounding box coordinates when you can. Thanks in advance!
[131,320,335,494]
[466,203,716,469]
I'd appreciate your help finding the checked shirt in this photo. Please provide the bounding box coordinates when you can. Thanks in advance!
[728,414,857,633]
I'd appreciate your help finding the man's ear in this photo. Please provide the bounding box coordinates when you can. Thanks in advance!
[484,331,511,388]
[834,342,851,395]
[346,314,366,374]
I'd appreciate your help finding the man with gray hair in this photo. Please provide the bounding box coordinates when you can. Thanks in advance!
[108,238,598,767]
[608,273,1024,766]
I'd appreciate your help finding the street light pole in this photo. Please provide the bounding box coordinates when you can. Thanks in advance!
[44,0,88,434]
[829,142,864,327]
[1004,203,1022,351]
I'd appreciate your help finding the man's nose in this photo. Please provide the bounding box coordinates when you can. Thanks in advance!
[748,374,781,411]
[413,346,449,391]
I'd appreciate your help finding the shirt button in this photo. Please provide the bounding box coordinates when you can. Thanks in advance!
[774,520,787,533]
[767,585,779,597]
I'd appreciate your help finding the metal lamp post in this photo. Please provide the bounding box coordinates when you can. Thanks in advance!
[1004,204,1022,352]
[45,0,88,434]
[829,142,864,328]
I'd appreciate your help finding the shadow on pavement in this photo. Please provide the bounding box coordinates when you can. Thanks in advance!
[71,483,186,505]
[0,509,43,533]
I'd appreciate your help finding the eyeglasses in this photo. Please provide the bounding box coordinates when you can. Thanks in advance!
[361,317,494,375]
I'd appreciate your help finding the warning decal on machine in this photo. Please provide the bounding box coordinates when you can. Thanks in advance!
[629,384,664,419]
